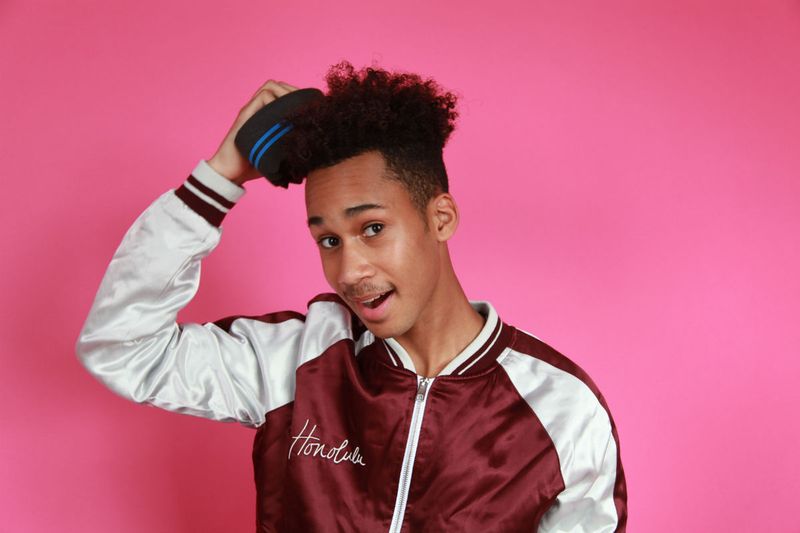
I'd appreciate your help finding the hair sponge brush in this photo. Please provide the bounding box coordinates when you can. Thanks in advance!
[234,87,324,188]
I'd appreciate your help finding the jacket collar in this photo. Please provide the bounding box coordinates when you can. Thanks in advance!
[380,300,514,377]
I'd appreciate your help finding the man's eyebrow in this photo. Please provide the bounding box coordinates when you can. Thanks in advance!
[307,203,387,227]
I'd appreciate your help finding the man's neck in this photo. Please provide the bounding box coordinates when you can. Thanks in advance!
[392,275,486,378]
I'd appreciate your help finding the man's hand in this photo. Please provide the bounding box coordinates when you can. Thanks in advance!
[208,79,300,186]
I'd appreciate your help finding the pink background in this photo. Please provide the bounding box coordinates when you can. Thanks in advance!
[2,0,799,531]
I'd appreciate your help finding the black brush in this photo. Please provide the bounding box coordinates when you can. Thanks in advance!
[234,87,324,188]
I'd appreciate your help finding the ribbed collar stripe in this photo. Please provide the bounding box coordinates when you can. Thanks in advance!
[382,340,401,367]
[434,300,499,376]
[378,301,513,377]
[454,320,504,376]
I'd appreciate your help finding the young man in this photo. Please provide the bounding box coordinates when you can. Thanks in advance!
[76,61,627,531]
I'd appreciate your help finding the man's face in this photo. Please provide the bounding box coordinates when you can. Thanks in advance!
[304,150,442,339]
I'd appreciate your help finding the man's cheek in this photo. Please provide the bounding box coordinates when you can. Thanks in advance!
[322,264,338,289]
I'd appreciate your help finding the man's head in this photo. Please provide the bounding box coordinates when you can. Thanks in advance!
[284,61,462,337]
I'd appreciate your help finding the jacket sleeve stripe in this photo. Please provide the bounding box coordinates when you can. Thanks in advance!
[187,175,236,209]
[173,160,246,228]
[174,183,227,227]
[189,159,246,204]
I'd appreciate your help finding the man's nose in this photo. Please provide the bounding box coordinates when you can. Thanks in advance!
[337,239,375,288]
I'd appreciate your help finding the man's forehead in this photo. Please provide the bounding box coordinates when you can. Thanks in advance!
[306,201,390,227]
[302,150,413,226]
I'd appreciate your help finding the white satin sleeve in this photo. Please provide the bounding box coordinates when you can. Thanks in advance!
[499,348,625,532]
[537,428,622,532]
[75,161,308,428]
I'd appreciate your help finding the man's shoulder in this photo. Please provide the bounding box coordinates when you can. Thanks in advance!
[507,328,602,395]
[306,292,368,341]
[502,327,615,419]
[212,292,354,334]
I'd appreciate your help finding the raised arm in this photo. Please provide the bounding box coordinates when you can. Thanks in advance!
[75,80,322,428]
[75,159,291,427]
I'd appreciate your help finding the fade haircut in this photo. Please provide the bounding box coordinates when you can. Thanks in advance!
[282,60,460,221]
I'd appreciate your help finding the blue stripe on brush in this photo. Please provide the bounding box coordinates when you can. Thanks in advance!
[248,122,284,165]
[253,123,294,170]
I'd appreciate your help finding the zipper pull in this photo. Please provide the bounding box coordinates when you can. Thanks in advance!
[416,377,431,401]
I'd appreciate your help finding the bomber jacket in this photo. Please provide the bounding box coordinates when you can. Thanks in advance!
[75,159,628,532]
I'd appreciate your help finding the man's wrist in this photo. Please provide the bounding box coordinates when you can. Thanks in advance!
[207,156,246,186]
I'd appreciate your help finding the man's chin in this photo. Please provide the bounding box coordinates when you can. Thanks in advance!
[361,317,402,340]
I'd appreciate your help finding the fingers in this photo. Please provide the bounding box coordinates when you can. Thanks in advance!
[253,79,298,97]
[250,79,299,108]
[236,79,301,124]
[253,78,279,95]
[276,80,300,92]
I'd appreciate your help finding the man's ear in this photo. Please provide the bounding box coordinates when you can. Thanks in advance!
[428,193,459,242]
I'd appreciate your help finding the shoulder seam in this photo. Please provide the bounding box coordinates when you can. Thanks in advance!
[212,310,306,332]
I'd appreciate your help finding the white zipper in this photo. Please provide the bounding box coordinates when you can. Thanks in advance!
[388,375,434,532]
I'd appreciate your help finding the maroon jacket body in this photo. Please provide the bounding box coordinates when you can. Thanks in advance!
[76,159,628,532]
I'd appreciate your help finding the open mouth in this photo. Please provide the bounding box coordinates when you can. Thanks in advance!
[362,290,394,309]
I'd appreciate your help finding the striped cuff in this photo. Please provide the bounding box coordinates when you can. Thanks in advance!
[174,159,247,227]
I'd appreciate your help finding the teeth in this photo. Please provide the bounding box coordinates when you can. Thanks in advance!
[361,291,390,308]
[362,292,385,303]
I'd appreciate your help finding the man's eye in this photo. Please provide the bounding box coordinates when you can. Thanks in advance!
[318,236,339,249]
[364,223,384,237]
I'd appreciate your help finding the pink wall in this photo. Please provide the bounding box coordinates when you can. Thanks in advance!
[2,0,798,531]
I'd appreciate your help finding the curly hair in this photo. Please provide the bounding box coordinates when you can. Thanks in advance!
[282,60,460,219]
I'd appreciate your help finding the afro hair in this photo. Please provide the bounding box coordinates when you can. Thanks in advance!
[281,60,460,216]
